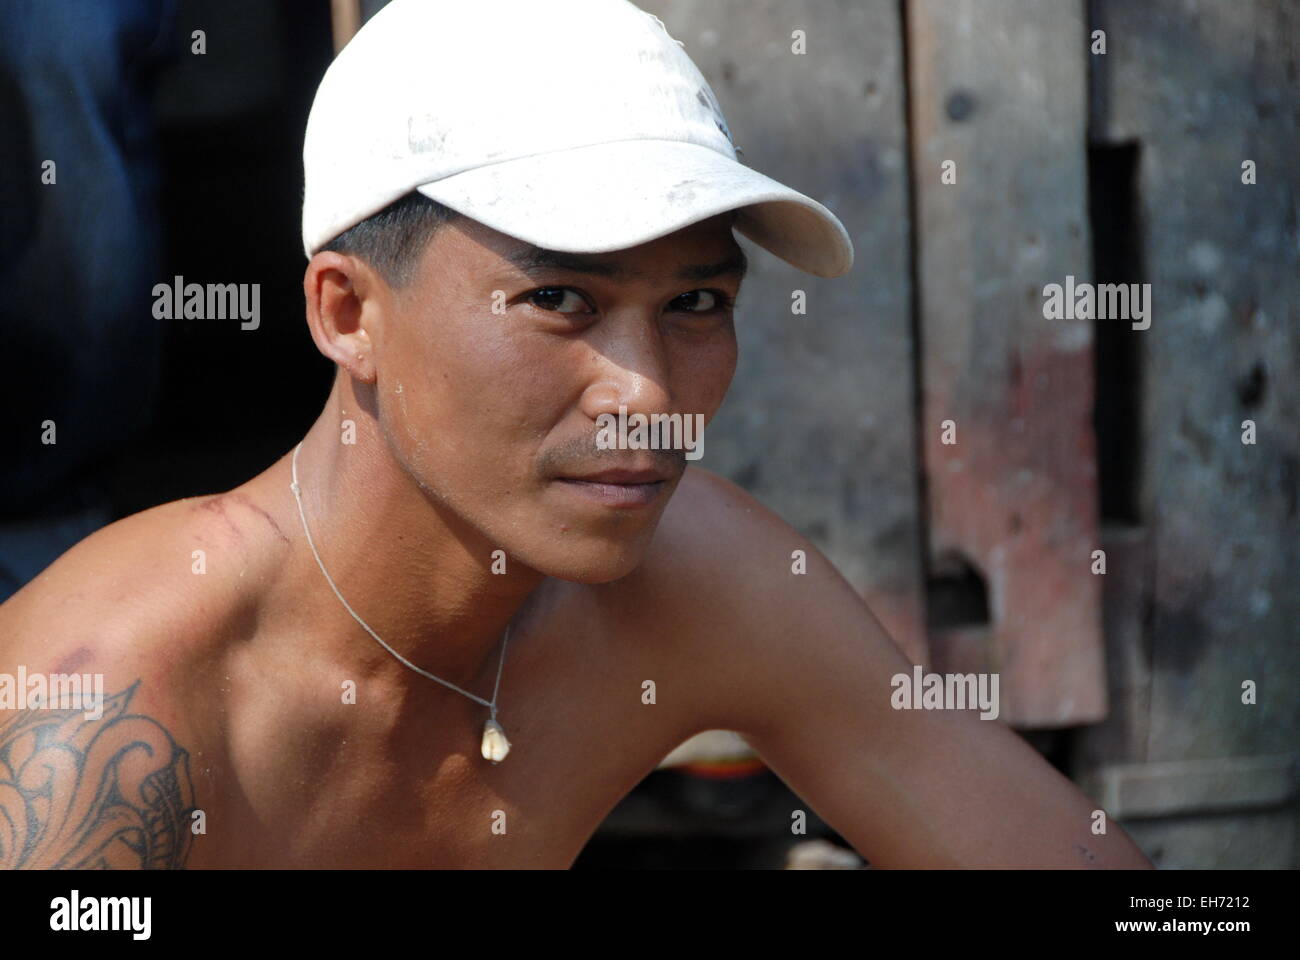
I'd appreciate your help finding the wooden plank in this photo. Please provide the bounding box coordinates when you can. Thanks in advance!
[1074,525,1153,766]
[1084,754,1298,819]
[639,0,926,661]
[1121,808,1297,870]
[1092,0,1300,765]
[907,0,1106,725]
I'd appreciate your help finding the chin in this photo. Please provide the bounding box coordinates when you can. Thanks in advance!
[514,528,658,585]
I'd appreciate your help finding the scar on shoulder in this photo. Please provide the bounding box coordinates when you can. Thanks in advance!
[195,492,289,545]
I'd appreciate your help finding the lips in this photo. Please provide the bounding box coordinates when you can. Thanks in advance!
[553,465,675,509]
[561,467,674,484]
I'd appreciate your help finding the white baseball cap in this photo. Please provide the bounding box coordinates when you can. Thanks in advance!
[301,0,854,278]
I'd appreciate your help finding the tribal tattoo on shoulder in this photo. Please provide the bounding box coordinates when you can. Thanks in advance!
[0,681,197,869]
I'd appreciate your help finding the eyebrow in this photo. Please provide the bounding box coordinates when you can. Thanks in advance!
[504,245,748,283]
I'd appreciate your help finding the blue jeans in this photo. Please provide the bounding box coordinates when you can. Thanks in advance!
[0,0,177,600]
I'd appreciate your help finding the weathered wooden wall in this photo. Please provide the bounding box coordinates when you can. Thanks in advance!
[1075,0,1299,869]
[907,0,1106,727]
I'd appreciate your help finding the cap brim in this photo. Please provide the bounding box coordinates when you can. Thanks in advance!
[415,139,854,278]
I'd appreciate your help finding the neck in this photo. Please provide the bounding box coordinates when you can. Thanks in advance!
[268,378,547,699]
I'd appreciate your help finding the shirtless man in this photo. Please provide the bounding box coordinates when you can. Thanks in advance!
[0,0,1151,869]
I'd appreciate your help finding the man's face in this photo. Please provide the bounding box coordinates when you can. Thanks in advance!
[371,213,745,583]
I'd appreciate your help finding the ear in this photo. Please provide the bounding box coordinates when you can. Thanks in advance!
[303,251,382,383]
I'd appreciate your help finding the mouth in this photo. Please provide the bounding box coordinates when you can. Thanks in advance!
[554,467,674,508]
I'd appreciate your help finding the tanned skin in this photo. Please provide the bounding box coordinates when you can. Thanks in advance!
[0,213,1152,869]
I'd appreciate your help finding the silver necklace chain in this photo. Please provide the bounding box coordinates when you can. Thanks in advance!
[289,441,509,719]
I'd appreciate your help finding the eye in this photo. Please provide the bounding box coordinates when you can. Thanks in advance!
[526,287,592,314]
[670,289,736,313]
[520,286,737,317]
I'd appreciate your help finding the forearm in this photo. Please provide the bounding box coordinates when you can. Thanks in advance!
[842,711,1154,869]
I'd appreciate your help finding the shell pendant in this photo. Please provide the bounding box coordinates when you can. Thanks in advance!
[481,717,511,764]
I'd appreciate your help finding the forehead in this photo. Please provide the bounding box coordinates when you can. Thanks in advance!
[431,213,747,284]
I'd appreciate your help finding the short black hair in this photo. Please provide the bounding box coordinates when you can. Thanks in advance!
[322,194,745,288]
[320,192,461,287]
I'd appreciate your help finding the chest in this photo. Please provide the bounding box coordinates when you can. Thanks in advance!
[190,604,699,867]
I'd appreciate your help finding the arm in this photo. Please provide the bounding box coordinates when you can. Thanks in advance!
[677,470,1152,869]
[0,526,202,870]
[0,679,198,869]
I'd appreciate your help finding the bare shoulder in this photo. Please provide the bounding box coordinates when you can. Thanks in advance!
[1,492,263,670]
[627,473,1155,868]
[0,492,263,868]
[604,465,786,629]
[645,465,802,580]
[645,463,865,605]
[631,465,898,735]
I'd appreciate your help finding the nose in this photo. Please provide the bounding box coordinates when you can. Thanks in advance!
[577,317,675,424]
